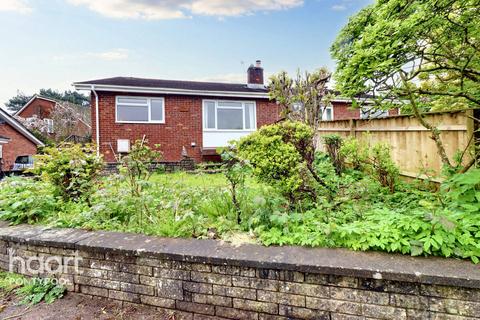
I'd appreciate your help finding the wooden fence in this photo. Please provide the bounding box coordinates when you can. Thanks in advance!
[316,109,478,180]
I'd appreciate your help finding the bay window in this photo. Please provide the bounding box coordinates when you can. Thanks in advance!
[116,96,165,123]
[203,100,256,131]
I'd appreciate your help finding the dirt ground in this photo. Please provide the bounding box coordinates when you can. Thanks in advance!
[0,291,172,320]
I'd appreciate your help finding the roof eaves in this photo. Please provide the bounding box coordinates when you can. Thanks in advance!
[0,108,45,146]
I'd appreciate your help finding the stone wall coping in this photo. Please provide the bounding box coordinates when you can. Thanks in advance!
[1,223,479,289]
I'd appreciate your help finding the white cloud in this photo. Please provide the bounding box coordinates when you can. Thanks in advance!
[53,49,130,62]
[88,49,129,61]
[67,0,303,20]
[331,4,347,11]
[0,0,32,14]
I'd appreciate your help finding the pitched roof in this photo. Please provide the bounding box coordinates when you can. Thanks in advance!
[73,77,269,98]
[75,77,268,93]
[0,108,45,146]
[14,94,58,116]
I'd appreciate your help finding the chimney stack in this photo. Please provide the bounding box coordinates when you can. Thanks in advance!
[247,60,264,88]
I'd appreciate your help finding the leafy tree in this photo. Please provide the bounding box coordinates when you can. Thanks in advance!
[5,89,89,112]
[5,91,32,112]
[331,0,480,169]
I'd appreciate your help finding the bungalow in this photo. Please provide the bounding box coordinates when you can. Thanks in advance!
[73,61,385,163]
[15,95,91,142]
[0,107,44,172]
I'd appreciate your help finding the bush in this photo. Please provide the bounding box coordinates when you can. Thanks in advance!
[340,137,399,192]
[322,134,344,174]
[32,143,104,202]
[0,177,57,225]
[237,120,319,202]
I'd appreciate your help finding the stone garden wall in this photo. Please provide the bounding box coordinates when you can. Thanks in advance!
[1,223,480,320]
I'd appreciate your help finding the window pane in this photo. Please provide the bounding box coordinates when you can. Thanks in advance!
[217,108,243,129]
[218,101,242,108]
[204,102,216,129]
[325,108,333,120]
[117,105,148,121]
[151,99,164,121]
[245,103,255,129]
[117,97,148,105]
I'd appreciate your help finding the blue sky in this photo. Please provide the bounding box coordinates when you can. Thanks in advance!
[0,0,371,107]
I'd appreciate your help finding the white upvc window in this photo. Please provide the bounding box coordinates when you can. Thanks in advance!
[116,96,165,123]
[44,118,54,133]
[322,104,334,121]
[203,100,256,131]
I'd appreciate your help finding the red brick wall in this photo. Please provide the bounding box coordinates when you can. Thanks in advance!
[332,102,360,120]
[0,123,38,171]
[331,102,399,120]
[17,98,55,119]
[91,92,280,163]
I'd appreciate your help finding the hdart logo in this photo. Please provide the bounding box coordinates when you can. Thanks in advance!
[8,248,82,276]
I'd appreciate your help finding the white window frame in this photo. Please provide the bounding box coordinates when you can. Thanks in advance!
[44,118,54,133]
[322,104,334,121]
[202,100,256,132]
[115,96,165,124]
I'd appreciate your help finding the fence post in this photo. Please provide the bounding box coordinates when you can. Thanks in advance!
[349,119,357,138]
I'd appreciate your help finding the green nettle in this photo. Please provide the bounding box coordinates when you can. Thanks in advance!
[220,146,248,224]
[117,140,163,225]
[32,143,104,203]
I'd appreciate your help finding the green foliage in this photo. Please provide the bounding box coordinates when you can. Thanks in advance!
[340,137,399,192]
[0,177,57,225]
[4,89,89,111]
[331,0,480,109]
[441,169,480,214]
[220,146,248,224]
[117,140,163,225]
[237,120,317,201]
[32,144,104,202]
[17,278,66,305]
[322,134,344,174]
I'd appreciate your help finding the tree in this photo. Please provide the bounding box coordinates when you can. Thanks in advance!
[5,89,89,112]
[269,68,332,146]
[5,91,32,112]
[331,0,479,168]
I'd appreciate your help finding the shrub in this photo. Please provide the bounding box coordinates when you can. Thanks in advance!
[237,121,317,202]
[0,177,57,225]
[340,137,399,192]
[322,134,344,174]
[32,143,104,202]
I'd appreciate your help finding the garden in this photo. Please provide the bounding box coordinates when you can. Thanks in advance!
[1,119,479,263]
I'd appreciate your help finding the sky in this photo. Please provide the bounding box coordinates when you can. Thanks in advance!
[0,0,372,108]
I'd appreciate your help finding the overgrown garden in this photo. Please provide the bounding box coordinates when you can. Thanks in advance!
[0,0,479,263]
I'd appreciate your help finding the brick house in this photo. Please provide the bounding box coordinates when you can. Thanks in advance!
[73,61,392,163]
[15,95,91,141]
[0,107,44,172]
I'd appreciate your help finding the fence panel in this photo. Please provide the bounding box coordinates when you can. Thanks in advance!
[317,110,475,179]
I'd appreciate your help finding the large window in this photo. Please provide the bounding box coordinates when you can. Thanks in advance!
[203,100,256,131]
[116,96,165,123]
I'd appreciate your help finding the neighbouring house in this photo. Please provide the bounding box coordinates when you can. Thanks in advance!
[0,107,44,172]
[73,61,392,163]
[327,97,400,120]
[14,95,91,142]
